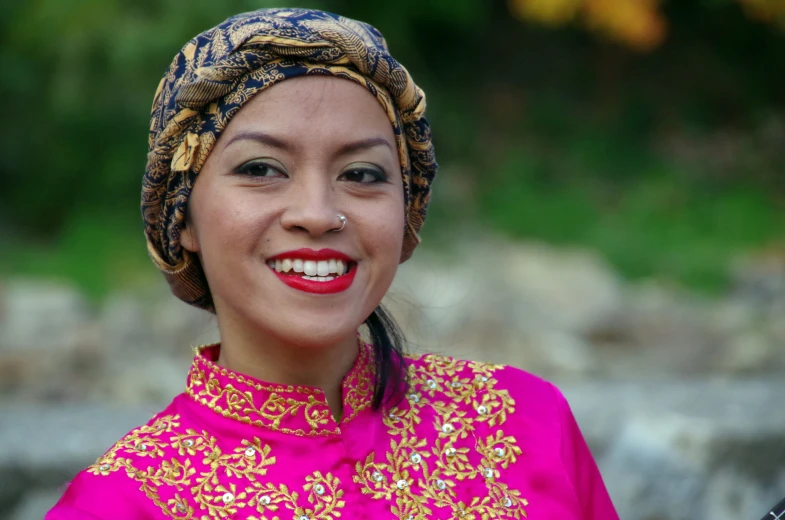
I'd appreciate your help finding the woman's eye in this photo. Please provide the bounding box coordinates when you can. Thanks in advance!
[341,167,387,184]
[234,160,286,178]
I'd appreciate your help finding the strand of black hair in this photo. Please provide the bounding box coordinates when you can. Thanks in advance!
[365,304,409,410]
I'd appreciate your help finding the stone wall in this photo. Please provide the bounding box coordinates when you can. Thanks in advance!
[1,239,784,519]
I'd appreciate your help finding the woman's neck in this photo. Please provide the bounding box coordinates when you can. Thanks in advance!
[214,320,359,422]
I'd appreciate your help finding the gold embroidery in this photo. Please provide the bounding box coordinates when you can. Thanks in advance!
[89,415,345,519]
[353,354,529,519]
[338,340,374,423]
[247,472,346,520]
[187,367,333,435]
[185,339,374,436]
[88,341,527,518]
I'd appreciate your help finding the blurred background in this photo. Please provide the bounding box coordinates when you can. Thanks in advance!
[1,0,784,518]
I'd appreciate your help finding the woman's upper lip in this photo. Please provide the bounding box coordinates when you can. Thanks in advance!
[267,248,355,262]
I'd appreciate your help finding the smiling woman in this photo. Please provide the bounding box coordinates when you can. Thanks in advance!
[46,8,619,520]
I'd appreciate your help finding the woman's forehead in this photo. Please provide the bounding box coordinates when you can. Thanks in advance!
[224,76,396,145]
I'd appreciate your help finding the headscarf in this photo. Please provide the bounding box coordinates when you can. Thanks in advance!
[142,8,437,311]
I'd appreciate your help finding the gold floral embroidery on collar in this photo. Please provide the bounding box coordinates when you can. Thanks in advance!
[185,339,375,436]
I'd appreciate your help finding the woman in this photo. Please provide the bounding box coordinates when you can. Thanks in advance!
[47,8,619,520]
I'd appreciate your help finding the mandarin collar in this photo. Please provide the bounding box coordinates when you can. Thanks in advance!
[185,339,375,436]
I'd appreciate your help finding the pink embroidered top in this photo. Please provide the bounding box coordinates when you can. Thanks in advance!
[46,342,619,519]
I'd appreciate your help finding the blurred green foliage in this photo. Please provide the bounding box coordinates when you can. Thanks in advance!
[1,0,783,297]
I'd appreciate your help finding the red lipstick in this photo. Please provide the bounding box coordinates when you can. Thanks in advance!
[268,248,356,294]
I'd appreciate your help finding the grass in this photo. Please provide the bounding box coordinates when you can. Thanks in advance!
[474,139,784,293]
[0,212,155,300]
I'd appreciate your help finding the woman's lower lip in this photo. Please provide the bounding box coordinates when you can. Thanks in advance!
[272,268,357,294]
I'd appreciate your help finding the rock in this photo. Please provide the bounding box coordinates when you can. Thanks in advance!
[0,403,157,514]
[600,411,785,520]
[390,258,489,342]
[498,242,624,335]
[761,319,785,372]
[98,353,190,404]
[561,378,785,520]
[100,285,218,356]
[10,489,63,520]
[510,329,597,377]
[601,413,716,520]
[0,279,92,352]
[393,239,624,337]
[621,281,712,347]
[147,289,219,354]
[710,299,757,336]
[0,277,219,403]
[0,403,155,476]
[731,244,785,308]
[100,292,155,352]
[98,289,198,404]
[703,470,785,520]
[592,281,725,378]
[0,343,105,402]
[0,279,102,401]
[716,331,777,374]
[707,297,785,375]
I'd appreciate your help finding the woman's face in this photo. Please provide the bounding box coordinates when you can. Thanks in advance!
[181,76,405,348]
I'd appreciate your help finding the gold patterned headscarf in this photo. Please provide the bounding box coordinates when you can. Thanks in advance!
[141,8,437,311]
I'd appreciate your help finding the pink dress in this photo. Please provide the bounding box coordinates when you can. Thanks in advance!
[46,341,618,519]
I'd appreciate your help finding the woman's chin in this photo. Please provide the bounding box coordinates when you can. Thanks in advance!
[279,327,359,350]
[249,313,362,349]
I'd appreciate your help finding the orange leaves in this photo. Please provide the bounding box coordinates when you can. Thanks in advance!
[584,0,666,52]
[508,0,584,27]
[738,0,785,25]
[510,0,785,51]
[509,0,666,51]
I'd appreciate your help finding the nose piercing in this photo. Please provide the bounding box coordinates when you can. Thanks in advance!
[333,214,347,232]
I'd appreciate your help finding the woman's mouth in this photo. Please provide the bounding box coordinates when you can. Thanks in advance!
[266,251,357,294]
[266,258,354,281]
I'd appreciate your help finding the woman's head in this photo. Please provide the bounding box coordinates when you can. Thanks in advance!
[180,75,405,347]
[142,8,437,315]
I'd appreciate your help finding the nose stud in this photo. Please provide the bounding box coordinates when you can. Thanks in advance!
[332,214,347,232]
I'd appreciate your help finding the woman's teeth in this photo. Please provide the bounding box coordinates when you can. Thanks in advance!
[267,258,349,281]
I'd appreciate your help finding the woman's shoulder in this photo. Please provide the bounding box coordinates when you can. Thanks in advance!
[402,352,619,518]
[406,351,557,392]
[46,402,190,519]
[404,351,563,421]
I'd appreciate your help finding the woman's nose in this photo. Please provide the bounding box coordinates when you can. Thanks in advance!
[279,177,341,237]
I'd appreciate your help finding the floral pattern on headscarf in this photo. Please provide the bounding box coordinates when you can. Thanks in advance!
[142,8,437,310]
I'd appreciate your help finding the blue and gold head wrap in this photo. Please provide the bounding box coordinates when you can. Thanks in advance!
[141,8,437,311]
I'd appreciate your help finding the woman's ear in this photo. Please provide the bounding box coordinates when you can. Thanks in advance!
[180,220,200,253]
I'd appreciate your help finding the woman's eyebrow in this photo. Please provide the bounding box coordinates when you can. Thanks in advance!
[221,132,392,155]
[335,137,392,156]
[222,131,290,151]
